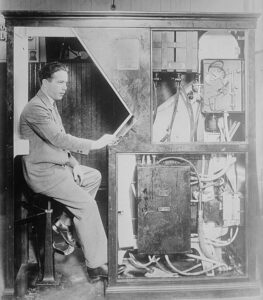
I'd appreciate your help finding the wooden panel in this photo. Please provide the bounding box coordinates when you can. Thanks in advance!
[160,0,170,12]
[75,27,151,149]
[91,0,110,11]
[190,0,246,12]
[4,25,15,298]
[29,0,52,10]
[0,0,11,10]
[29,0,72,11]
[116,0,132,11]
[247,30,258,280]
[28,63,43,99]
[0,63,7,214]
[73,0,92,11]
[130,0,143,11]
[2,12,259,30]
[0,0,258,12]
[0,0,259,12]
[14,28,28,140]
[1,0,31,10]
[168,0,191,12]
[140,0,161,12]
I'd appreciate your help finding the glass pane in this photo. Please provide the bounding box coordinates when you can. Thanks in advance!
[117,152,246,280]
[152,30,245,143]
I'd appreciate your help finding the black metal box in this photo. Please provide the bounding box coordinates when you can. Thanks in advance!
[137,165,191,254]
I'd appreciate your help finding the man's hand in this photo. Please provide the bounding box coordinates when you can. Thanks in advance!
[72,165,84,186]
[91,134,117,150]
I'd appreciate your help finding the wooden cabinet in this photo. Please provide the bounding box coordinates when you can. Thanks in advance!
[2,11,261,299]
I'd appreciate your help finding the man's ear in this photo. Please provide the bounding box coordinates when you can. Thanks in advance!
[42,78,48,88]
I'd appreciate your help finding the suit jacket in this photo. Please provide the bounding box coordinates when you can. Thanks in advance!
[20,89,92,193]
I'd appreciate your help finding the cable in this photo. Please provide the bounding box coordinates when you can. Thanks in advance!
[200,155,236,182]
[186,253,227,267]
[206,226,239,247]
[165,255,225,276]
[180,86,195,141]
[152,81,158,123]
[160,89,180,142]
[198,211,217,260]
[128,253,159,271]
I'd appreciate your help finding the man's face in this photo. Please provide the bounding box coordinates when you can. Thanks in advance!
[43,70,68,100]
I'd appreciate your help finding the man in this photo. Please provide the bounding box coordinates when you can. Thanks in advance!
[20,62,125,281]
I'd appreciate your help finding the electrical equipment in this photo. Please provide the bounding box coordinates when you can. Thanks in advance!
[152,31,198,72]
[137,164,191,254]
[117,153,245,279]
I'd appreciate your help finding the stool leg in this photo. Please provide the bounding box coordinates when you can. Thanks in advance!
[37,201,58,285]
[32,223,42,280]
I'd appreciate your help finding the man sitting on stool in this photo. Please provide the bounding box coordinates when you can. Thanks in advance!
[20,62,125,281]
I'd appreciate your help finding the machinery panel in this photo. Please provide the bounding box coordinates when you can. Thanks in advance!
[137,165,191,254]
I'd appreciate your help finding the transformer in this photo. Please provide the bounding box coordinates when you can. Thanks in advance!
[137,165,191,254]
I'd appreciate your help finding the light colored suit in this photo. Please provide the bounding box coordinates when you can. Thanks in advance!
[20,89,107,268]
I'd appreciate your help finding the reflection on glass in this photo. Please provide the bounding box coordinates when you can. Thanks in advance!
[152,73,202,142]
[152,30,244,143]
[117,153,246,280]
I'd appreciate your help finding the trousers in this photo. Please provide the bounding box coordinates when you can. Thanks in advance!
[43,164,107,268]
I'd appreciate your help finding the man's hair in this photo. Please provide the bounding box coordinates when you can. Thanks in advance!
[39,62,68,83]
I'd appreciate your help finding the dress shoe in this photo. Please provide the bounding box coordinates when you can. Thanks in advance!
[87,263,108,281]
[87,263,126,282]
[52,219,76,247]
[52,241,75,256]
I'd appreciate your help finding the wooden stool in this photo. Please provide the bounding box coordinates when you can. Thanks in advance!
[15,193,58,286]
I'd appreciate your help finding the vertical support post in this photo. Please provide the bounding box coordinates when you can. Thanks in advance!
[2,23,15,300]
[108,148,118,285]
[246,28,258,281]
[37,200,57,285]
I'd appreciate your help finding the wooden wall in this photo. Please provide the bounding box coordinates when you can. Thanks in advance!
[0,64,7,216]
[255,1,263,215]
[0,63,7,298]
[0,0,258,13]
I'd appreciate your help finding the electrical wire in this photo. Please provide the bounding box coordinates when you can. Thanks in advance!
[180,85,195,142]
[128,253,159,271]
[186,253,227,267]
[206,226,239,247]
[200,155,236,182]
[165,255,225,276]
[152,81,158,123]
[198,211,217,260]
[193,100,201,141]
[200,177,225,189]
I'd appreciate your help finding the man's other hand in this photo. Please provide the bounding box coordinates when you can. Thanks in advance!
[91,134,117,150]
[72,165,84,186]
